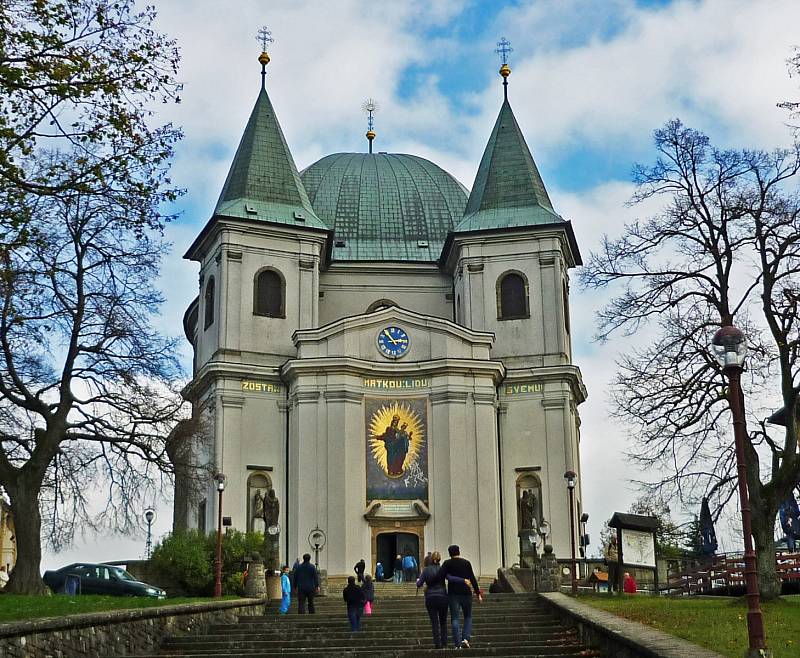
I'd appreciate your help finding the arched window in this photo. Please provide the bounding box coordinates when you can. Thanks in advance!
[254,269,284,317]
[497,272,528,320]
[366,299,397,313]
[203,277,215,329]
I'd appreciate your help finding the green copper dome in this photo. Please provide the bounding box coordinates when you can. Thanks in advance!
[300,153,468,261]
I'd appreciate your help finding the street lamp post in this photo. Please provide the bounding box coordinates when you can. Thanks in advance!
[711,326,769,657]
[144,509,155,559]
[213,473,226,598]
[308,526,327,571]
[564,470,578,595]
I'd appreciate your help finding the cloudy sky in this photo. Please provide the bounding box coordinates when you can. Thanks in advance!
[43,0,800,568]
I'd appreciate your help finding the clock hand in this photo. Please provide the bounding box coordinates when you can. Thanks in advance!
[383,329,399,344]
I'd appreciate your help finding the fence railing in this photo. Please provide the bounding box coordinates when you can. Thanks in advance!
[664,550,800,594]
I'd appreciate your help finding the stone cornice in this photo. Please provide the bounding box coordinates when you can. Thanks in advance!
[292,390,321,404]
[182,362,284,402]
[292,305,495,348]
[503,365,588,405]
[322,389,363,403]
[430,390,470,404]
[281,356,505,385]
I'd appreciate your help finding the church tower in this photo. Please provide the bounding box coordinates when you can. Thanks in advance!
[181,38,329,535]
[442,50,587,566]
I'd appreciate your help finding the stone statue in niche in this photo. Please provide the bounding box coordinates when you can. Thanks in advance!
[519,489,536,530]
[251,488,267,534]
[263,488,280,528]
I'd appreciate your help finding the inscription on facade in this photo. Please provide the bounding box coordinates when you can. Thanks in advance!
[363,378,430,389]
[503,382,543,395]
[241,380,282,394]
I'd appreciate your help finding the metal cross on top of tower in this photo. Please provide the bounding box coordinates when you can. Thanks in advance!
[495,37,513,100]
[362,98,379,154]
[256,26,275,88]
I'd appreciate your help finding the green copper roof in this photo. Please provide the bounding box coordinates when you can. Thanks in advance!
[300,153,467,261]
[457,99,562,232]
[214,89,326,229]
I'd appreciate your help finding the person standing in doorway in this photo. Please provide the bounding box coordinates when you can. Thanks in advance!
[343,576,366,631]
[431,544,482,649]
[393,554,403,583]
[279,565,291,614]
[354,558,366,583]
[294,553,320,614]
[402,552,417,582]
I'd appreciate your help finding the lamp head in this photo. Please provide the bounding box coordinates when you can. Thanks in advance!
[564,470,577,489]
[711,325,747,369]
[580,512,589,523]
[144,509,155,524]
[214,472,226,492]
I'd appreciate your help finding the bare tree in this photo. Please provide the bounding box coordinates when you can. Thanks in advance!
[0,145,186,592]
[0,0,184,593]
[580,119,800,599]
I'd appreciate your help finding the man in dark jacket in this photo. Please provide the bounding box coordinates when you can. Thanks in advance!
[343,576,366,631]
[431,544,481,649]
[354,558,366,583]
[293,553,320,614]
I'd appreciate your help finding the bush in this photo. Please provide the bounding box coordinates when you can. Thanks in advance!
[151,530,212,595]
[151,529,266,596]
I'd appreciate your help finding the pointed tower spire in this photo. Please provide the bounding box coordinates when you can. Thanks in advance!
[456,41,562,232]
[213,31,326,229]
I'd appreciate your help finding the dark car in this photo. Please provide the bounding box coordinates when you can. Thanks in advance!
[43,563,166,598]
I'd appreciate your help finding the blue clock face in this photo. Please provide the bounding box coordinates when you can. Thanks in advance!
[377,326,410,359]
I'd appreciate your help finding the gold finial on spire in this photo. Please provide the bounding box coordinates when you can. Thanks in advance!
[256,26,274,88]
[362,98,378,154]
[495,37,513,100]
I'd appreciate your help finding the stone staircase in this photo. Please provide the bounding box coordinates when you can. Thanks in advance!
[120,590,603,658]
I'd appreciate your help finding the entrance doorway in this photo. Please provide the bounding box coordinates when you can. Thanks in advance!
[376,532,419,581]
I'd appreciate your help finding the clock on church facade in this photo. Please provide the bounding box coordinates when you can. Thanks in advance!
[377,326,410,358]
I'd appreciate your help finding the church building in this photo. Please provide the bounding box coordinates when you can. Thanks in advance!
[180,43,587,578]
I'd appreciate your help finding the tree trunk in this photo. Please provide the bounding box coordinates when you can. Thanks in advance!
[5,478,48,594]
[751,513,781,600]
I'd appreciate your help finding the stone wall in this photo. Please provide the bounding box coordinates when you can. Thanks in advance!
[0,598,265,658]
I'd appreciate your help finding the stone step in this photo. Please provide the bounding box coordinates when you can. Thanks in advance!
[166,627,574,645]
[113,589,604,658]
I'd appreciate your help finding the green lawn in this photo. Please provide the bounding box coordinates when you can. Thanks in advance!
[0,595,233,623]
[580,593,800,658]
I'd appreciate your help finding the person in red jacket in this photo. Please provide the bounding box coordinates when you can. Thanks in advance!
[623,572,637,594]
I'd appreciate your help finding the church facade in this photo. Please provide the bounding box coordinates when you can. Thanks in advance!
[180,52,587,577]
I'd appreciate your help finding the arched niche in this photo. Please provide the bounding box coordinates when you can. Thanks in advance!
[247,472,272,534]
[516,473,543,535]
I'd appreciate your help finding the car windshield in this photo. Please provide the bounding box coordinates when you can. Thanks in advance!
[108,566,136,581]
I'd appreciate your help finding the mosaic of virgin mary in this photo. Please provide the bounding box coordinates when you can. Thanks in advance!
[366,398,428,502]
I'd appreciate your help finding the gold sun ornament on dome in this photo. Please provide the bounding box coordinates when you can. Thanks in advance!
[368,401,425,479]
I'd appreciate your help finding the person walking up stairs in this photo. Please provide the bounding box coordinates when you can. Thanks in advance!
[123,588,604,657]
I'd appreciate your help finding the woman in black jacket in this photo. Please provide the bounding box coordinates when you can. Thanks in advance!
[416,551,465,649]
